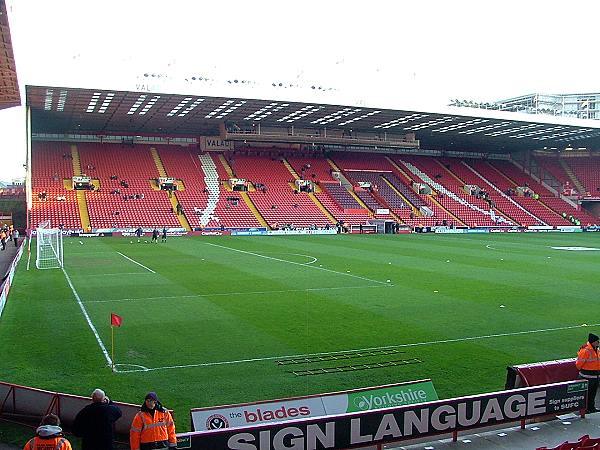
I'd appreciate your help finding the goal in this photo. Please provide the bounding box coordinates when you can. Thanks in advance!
[36,222,63,269]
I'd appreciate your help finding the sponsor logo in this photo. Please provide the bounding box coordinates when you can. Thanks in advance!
[206,414,229,430]
[243,406,311,423]
[352,389,429,411]
[567,382,588,393]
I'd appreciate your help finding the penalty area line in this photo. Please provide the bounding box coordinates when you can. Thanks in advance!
[117,252,156,273]
[115,322,597,373]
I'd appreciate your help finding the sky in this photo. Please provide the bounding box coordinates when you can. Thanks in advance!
[1,0,598,182]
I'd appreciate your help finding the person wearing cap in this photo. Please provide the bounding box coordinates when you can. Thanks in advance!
[73,388,122,450]
[23,413,72,450]
[576,333,600,413]
[130,392,177,450]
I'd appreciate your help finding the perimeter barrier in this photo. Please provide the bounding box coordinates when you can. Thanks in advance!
[0,241,24,318]
[177,380,587,450]
[0,381,139,436]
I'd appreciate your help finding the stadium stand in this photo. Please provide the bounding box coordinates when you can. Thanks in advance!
[345,170,406,212]
[314,184,370,226]
[398,155,502,226]
[391,156,470,226]
[465,159,549,226]
[489,160,589,226]
[565,156,600,195]
[286,155,335,183]
[331,151,392,172]
[30,144,600,230]
[535,155,578,194]
[536,434,600,449]
[30,142,81,229]
[233,154,332,228]
[78,143,181,229]
[157,146,261,228]
[285,155,371,225]
[330,152,443,225]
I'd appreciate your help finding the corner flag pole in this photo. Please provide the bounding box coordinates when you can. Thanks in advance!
[111,326,115,372]
[110,313,122,372]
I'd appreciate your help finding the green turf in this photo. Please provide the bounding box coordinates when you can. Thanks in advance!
[1,233,599,432]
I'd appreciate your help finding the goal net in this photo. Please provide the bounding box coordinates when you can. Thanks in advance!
[36,222,63,269]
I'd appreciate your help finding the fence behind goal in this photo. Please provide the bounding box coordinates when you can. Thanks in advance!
[35,221,63,269]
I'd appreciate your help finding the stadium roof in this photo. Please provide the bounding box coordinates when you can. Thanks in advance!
[0,0,20,110]
[27,85,600,154]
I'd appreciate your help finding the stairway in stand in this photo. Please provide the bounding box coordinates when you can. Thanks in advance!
[71,144,91,231]
[151,147,191,231]
[560,159,586,194]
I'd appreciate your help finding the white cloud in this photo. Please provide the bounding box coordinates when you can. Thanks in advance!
[1,0,598,180]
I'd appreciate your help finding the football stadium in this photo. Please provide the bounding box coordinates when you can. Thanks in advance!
[2,2,600,449]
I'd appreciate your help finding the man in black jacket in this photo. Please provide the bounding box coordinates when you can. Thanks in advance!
[73,388,122,450]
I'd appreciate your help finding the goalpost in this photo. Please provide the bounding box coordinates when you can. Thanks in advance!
[36,221,64,269]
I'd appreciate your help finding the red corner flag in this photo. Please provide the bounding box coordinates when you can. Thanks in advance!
[110,313,123,327]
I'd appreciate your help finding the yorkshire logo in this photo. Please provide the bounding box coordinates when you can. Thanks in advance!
[206,414,229,430]
[353,389,427,411]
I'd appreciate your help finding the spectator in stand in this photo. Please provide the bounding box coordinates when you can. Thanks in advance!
[24,414,72,450]
[130,392,176,450]
[73,388,122,450]
[576,333,600,414]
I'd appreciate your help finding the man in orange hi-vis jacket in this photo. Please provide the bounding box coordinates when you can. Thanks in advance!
[23,414,72,450]
[576,333,600,414]
[130,392,176,450]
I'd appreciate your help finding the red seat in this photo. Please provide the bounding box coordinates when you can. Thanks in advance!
[580,435,600,447]
[537,442,583,450]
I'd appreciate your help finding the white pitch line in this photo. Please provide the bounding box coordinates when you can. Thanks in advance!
[272,253,318,265]
[274,253,318,265]
[82,284,389,304]
[62,268,113,368]
[114,322,599,373]
[206,242,389,285]
[117,252,156,273]
[73,272,151,277]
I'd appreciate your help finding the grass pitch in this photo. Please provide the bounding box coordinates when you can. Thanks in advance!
[1,233,599,431]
